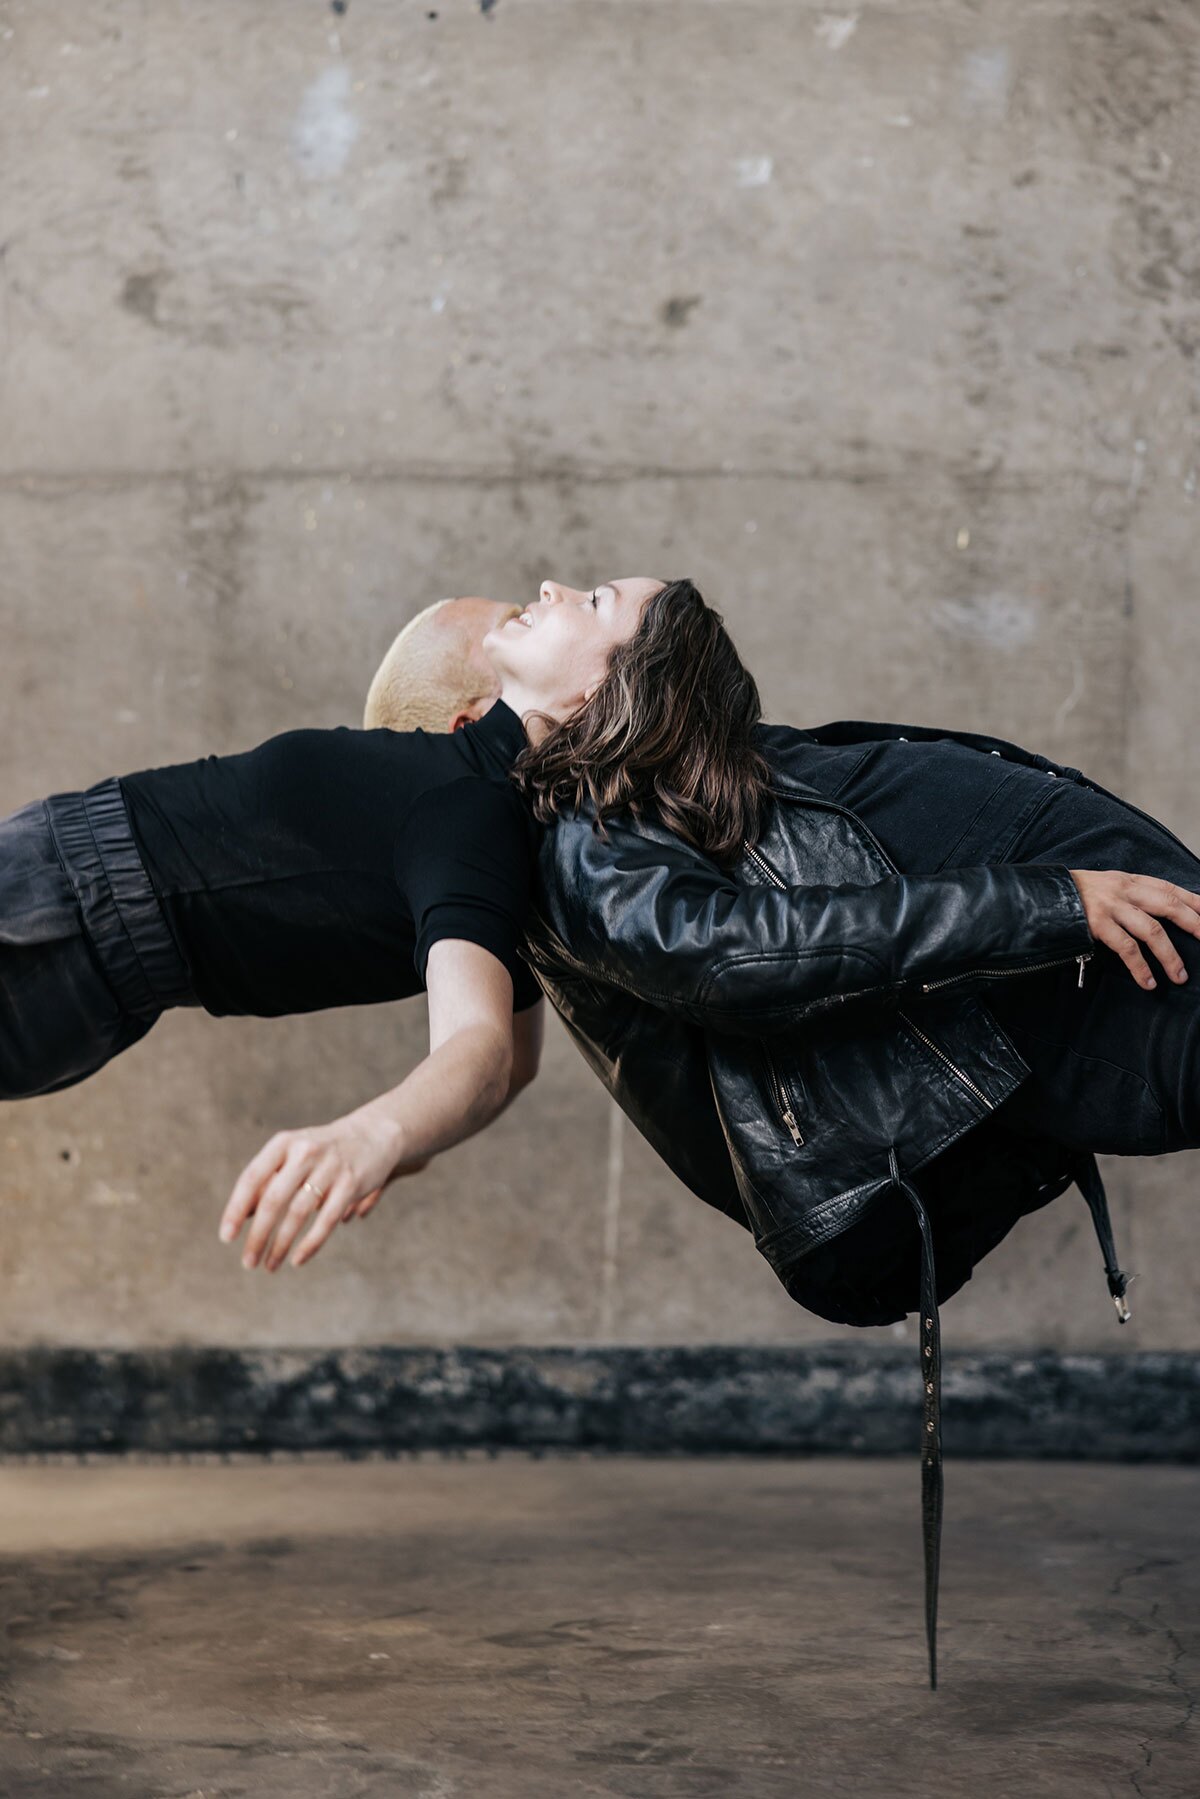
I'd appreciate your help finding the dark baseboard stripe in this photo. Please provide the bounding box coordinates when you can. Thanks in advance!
[0,1346,1196,1459]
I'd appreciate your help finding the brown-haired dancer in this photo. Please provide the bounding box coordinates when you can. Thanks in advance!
[365,576,1200,1691]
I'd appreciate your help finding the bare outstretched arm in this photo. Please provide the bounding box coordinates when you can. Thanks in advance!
[340,992,544,1222]
[217,940,538,1272]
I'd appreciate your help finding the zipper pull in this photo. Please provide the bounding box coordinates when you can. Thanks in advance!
[781,1108,804,1146]
[1077,951,1092,989]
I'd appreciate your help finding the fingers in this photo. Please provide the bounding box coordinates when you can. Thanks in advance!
[1115,876,1200,986]
[290,1174,360,1269]
[240,1142,326,1268]
[1100,920,1167,989]
[1078,873,1200,990]
[219,1132,291,1245]
[341,1186,382,1224]
[1122,911,1191,983]
[1130,875,1200,933]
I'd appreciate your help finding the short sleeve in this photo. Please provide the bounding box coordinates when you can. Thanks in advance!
[396,777,542,1010]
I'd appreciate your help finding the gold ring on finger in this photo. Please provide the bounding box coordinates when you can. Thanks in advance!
[302,1179,326,1203]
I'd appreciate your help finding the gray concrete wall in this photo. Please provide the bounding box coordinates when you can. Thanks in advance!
[0,1,1197,1355]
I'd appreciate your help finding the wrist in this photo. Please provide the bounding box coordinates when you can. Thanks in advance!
[349,1097,409,1170]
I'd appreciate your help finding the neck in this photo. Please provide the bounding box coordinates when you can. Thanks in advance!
[498,680,558,747]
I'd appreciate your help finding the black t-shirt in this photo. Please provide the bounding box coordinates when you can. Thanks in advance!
[118,699,543,1018]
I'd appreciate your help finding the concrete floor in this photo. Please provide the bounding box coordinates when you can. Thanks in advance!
[0,1455,1195,1798]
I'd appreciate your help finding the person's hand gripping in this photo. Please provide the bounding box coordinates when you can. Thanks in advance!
[1068,868,1200,990]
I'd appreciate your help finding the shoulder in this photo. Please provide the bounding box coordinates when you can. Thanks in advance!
[538,798,716,883]
[398,776,539,864]
[404,774,531,826]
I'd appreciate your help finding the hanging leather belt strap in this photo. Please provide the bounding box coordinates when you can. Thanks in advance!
[1073,1150,1133,1323]
[888,1146,943,1691]
[885,1145,1130,1693]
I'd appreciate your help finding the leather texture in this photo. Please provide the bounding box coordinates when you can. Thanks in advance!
[525,722,1095,1268]
[524,715,1134,1690]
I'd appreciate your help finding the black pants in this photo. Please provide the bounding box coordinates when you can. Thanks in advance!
[0,780,194,1101]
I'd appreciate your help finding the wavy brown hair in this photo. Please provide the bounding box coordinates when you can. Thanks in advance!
[510,578,771,865]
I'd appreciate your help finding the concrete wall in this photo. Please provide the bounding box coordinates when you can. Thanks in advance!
[1,1,1197,1355]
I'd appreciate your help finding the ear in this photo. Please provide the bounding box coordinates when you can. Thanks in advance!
[449,695,495,732]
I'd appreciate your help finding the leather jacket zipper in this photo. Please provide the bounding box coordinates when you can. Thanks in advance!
[895,1007,994,1109]
[745,841,807,1143]
[763,1042,804,1145]
[743,841,784,887]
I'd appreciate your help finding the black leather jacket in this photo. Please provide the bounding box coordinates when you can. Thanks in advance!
[525,718,1099,1269]
[523,715,1138,1688]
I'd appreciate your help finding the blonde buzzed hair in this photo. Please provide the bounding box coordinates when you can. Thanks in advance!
[363,598,491,733]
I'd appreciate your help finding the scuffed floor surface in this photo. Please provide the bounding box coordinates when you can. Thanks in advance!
[0,1454,1195,1798]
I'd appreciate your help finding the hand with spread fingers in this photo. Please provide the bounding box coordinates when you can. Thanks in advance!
[1068,868,1200,990]
[216,940,524,1274]
[218,1113,404,1273]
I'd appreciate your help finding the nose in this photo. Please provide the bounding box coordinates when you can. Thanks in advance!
[543,582,582,611]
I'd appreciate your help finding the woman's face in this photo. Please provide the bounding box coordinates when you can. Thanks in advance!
[483,575,664,721]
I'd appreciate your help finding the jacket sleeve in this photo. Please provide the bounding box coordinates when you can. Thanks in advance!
[529,815,1094,1036]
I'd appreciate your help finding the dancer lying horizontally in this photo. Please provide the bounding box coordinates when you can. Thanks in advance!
[361,576,1200,1689]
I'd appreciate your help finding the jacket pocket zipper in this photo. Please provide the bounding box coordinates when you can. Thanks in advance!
[763,1041,804,1145]
[744,841,806,1143]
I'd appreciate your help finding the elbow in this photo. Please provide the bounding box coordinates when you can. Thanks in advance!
[482,1032,515,1117]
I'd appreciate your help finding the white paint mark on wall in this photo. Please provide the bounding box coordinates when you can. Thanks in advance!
[1052,642,1085,731]
[929,591,1037,649]
[734,155,773,188]
[88,1179,140,1208]
[292,66,360,180]
[598,1101,624,1339]
[815,13,859,51]
[1129,437,1147,494]
[962,47,1011,116]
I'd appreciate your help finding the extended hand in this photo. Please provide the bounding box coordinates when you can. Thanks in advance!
[218,1113,403,1272]
[341,1155,431,1223]
[1068,868,1200,989]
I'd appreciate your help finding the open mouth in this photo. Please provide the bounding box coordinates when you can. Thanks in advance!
[504,610,534,629]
